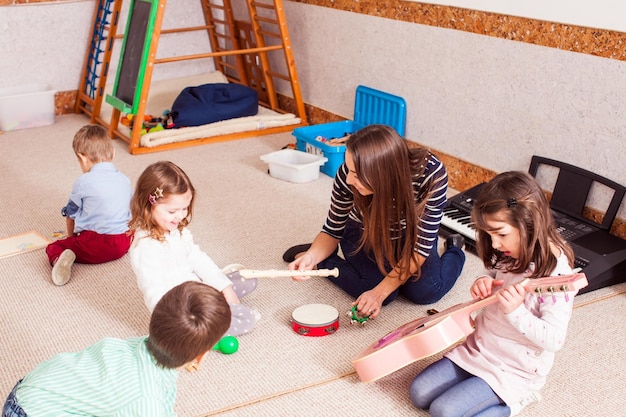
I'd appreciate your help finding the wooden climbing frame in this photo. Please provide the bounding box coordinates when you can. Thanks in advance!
[75,0,307,154]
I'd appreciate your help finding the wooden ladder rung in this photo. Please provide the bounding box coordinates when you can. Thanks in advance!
[208,17,227,25]
[159,25,212,34]
[266,71,289,81]
[153,45,283,64]
[216,60,238,69]
[205,2,226,10]
[250,1,274,9]
[254,16,278,25]
[256,30,281,39]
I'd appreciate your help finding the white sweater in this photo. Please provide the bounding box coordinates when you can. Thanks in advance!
[446,254,576,415]
[130,228,232,312]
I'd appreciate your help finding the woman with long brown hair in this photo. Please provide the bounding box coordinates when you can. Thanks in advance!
[284,124,466,318]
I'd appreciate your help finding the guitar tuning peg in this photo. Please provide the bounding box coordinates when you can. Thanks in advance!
[548,286,556,304]
[534,287,544,303]
[560,285,570,302]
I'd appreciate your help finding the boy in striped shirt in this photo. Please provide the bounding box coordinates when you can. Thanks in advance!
[3,281,230,417]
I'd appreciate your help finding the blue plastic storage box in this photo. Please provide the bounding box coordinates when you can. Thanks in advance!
[293,85,406,177]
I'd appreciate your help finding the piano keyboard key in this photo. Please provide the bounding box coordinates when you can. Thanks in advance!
[441,207,477,242]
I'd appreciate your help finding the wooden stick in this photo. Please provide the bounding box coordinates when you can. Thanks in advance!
[237,268,339,278]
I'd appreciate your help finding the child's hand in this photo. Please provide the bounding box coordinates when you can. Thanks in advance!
[222,285,241,305]
[471,276,504,299]
[496,282,526,314]
[288,253,316,282]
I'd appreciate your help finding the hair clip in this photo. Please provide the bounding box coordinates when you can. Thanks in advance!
[148,187,164,205]
[507,197,517,208]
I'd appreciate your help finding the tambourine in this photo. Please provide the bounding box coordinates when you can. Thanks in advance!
[291,303,339,336]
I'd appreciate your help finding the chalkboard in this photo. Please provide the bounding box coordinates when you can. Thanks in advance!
[106,0,158,114]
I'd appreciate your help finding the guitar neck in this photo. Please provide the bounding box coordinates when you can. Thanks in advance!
[424,274,592,330]
[424,278,529,328]
[469,277,530,310]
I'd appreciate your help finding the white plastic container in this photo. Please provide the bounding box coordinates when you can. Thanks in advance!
[260,149,328,183]
[0,85,56,131]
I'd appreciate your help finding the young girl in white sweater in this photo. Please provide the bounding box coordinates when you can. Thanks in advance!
[410,171,579,416]
[129,161,259,336]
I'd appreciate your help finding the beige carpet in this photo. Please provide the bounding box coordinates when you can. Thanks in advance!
[0,114,624,416]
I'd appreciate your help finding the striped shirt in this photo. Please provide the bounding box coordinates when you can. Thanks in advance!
[16,337,178,417]
[322,152,448,258]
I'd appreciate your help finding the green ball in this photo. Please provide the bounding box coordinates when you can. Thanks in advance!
[214,336,239,354]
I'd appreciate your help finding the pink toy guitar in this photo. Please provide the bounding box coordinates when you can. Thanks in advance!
[352,273,588,383]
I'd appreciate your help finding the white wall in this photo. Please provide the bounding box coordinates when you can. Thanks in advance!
[0,0,214,92]
[0,1,93,91]
[284,3,626,216]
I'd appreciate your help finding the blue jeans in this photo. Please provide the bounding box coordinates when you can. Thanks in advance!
[318,220,465,304]
[3,381,27,417]
[409,358,511,417]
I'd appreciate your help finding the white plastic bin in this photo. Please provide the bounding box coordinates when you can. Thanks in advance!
[0,85,56,131]
[260,149,328,183]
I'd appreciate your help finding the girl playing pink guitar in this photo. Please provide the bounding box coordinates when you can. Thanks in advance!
[410,171,578,416]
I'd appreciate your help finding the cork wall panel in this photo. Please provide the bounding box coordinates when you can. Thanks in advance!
[55,91,77,115]
[405,140,496,192]
[290,0,626,61]
[2,0,70,4]
[278,95,348,126]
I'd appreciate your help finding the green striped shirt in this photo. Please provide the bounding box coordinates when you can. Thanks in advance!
[16,336,178,417]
